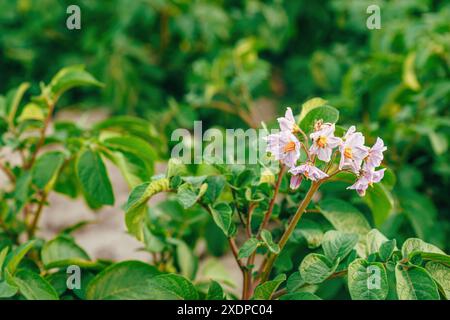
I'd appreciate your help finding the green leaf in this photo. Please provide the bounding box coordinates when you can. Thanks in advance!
[253,274,286,300]
[203,176,226,204]
[103,149,150,187]
[101,136,155,187]
[208,202,233,236]
[401,238,444,259]
[73,271,95,300]
[261,230,280,254]
[14,171,32,209]
[298,98,328,118]
[32,151,65,190]
[206,280,224,300]
[322,230,358,262]
[402,52,420,91]
[45,272,69,296]
[77,148,114,206]
[0,280,18,298]
[395,264,439,300]
[299,253,339,284]
[279,292,321,300]
[6,82,30,125]
[11,270,58,300]
[177,183,200,209]
[398,191,438,241]
[0,246,9,274]
[318,199,371,236]
[41,236,96,269]
[379,239,397,262]
[6,240,36,275]
[286,271,305,293]
[347,259,388,300]
[17,102,45,123]
[364,183,394,227]
[428,131,448,155]
[125,178,170,211]
[298,104,339,133]
[238,238,261,259]
[54,159,79,198]
[366,229,389,256]
[47,65,103,99]
[146,274,199,300]
[412,252,450,267]
[124,179,170,240]
[102,135,156,169]
[86,261,160,300]
[425,262,450,299]
[319,199,371,257]
[174,240,198,280]
[292,219,324,249]
[93,116,155,141]
[167,158,188,178]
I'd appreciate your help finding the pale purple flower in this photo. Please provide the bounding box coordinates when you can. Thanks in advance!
[339,126,369,173]
[364,137,387,170]
[289,174,303,190]
[266,130,301,168]
[347,168,386,196]
[309,123,342,162]
[277,107,301,133]
[289,162,328,182]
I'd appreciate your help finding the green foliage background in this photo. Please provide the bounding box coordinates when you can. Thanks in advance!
[0,0,449,300]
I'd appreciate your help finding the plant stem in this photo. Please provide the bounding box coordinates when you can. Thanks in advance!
[260,181,321,282]
[25,97,55,169]
[242,270,252,300]
[227,237,244,270]
[27,192,48,239]
[0,161,15,183]
[246,203,257,238]
[227,236,251,300]
[256,164,285,238]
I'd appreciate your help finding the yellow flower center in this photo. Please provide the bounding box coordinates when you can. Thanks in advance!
[284,141,296,152]
[317,136,327,148]
[344,147,353,159]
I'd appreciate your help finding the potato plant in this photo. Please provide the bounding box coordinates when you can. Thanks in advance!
[1,69,447,300]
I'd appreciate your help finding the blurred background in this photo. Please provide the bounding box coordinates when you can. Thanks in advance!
[1,0,449,263]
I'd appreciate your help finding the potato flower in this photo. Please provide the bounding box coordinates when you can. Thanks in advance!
[266,130,301,168]
[289,162,328,187]
[364,137,387,170]
[309,123,342,162]
[277,107,301,134]
[347,168,386,196]
[339,126,369,172]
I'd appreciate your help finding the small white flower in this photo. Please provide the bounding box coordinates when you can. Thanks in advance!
[309,123,342,162]
[277,107,301,134]
[289,162,328,182]
[266,130,301,168]
[364,137,387,170]
[339,126,369,173]
[347,168,385,196]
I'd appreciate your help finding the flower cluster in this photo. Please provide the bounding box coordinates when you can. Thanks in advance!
[266,108,387,196]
